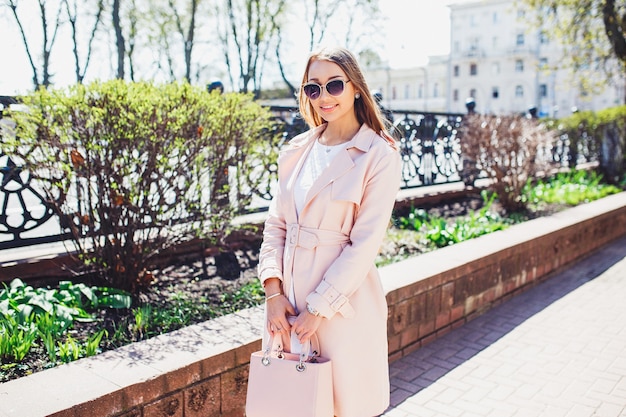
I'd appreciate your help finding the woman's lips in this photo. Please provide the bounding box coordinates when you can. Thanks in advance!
[319,104,337,113]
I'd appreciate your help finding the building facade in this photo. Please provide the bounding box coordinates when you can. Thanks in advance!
[365,0,624,116]
[364,55,449,113]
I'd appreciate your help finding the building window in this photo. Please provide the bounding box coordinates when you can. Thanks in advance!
[492,87,499,99]
[539,31,549,44]
[418,84,423,98]
[515,85,524,97]
[539,84,548,98]
[469,37,480,54]
[470,63,478,76]
[516,33,525,46]
[470,88,477,99]
[433,83,439,98]
[539,57,548,69]
[581,86,589,97]
[492,62,500,74]
[515,59,524,72]
[492,36,498,49]
[493,12,498,23]
[454,65,460,77]
[453,89,459,101]
[404,84,410,99]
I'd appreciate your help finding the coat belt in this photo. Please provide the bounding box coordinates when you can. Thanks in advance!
[285,224,350,250]
[283,224,355,318]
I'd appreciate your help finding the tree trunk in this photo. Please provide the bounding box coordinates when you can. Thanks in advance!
[112,0,125,79]
[184,0,199,82]
[602,0,626,65]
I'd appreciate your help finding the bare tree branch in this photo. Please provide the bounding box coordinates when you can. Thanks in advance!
[166,0,199,81]
[63,0,105,83]
[7,0,41,88]
[7,0,63,89]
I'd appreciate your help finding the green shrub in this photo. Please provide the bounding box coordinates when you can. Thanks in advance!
[3,81,280,292]
[555,106,626,182]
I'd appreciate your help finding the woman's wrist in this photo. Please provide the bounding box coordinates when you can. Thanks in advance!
[263,277,282,299]
[265,292,283,301]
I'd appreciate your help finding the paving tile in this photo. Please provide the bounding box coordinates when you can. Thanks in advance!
[382,235,626,416]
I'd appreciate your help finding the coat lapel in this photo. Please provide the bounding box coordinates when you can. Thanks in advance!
[302,149,354,211]
[301,124,377,214]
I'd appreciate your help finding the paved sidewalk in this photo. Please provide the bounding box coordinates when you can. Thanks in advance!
[383,234,626,417]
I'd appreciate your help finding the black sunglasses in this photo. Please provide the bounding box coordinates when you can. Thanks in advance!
[302,79,351,100]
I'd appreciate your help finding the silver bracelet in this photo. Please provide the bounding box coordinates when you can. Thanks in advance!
[265,292,282,301]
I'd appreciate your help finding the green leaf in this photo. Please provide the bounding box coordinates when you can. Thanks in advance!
[28,294,55,314]
[97,294,132,309]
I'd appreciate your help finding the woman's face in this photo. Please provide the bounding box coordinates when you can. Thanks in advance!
[305,60,357,124]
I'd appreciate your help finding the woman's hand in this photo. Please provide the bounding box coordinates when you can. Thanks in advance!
[266,295,296,336]
[264,279,296,337]
[291,309,323,344]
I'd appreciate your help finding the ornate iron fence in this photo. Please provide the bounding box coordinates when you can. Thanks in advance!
[0,152,72,250]
[391,110,466,188]
[0,104,597,251]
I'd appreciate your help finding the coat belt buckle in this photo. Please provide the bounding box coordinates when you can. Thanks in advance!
[288,224,299,245]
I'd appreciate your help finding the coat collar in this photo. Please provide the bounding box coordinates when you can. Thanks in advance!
[278,123,380,221]
[285,123,377,154]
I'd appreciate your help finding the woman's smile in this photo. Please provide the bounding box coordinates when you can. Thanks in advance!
[319,103,338,113]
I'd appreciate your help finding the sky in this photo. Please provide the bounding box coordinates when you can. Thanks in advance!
[0,1,452,96]
[380,0,452,68]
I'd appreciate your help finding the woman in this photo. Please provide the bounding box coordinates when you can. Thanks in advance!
[257,46,401,417]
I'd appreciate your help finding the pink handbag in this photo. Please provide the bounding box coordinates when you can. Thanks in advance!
[245,326,333,417]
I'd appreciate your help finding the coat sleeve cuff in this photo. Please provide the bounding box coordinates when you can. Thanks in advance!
[306,281,355,319]
[259,268,283,285]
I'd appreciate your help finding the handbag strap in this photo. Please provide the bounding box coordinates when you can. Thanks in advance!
[263,330,321,363]
[261,334,320,373]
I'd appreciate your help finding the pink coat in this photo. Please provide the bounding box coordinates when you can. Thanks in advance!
[258,123,401,417]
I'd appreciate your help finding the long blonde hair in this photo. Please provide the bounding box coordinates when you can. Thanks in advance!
[297,46,397,149]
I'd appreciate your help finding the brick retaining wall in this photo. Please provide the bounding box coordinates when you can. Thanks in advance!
[383,192,626,361]
[1,192,625,417]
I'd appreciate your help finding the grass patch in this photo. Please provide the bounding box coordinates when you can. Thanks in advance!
[523,169,621,207]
